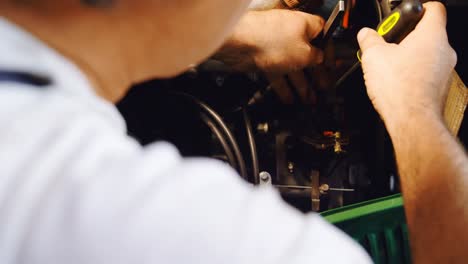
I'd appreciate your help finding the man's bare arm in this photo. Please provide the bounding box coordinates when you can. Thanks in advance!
[391,110,468,263]
[357,2,467,262]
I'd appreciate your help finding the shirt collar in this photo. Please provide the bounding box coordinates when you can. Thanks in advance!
[0,17,128,132]
[0,17,94,97]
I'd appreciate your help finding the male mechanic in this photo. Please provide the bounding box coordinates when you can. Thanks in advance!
[0,0,466,263]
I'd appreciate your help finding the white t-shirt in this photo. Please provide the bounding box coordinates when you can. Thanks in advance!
[0,18,372,264]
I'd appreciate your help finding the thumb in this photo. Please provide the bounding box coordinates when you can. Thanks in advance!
[357,27,386,53]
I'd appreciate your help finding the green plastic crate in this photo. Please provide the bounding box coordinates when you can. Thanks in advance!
[321,194,411,264]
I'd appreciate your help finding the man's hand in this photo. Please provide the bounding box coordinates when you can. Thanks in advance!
[357,1,457,131]
[214,9,324,103]
[359,2,468,263]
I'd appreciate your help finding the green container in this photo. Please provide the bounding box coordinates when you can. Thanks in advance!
[321,194,411,264]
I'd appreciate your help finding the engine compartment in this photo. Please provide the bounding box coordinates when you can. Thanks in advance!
[117,0,467,213]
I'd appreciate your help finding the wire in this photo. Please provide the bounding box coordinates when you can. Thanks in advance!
[243,108,260,184]
[375,0,383,21]
[201,113,237,169]
[171,92,248,180]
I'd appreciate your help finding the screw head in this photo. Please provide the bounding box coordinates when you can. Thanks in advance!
[259,171,271,182]
[287,162,294,173]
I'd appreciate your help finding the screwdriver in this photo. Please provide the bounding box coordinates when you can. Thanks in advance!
[334,0,425,88]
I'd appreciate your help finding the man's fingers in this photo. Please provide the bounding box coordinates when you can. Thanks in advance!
[267,72,315,104]
[266,74,294,104]
[288,71,309,103]
[403,2,448,45]
[296,11,325,40]
[421,2,447,30]
[357,27,386,53]
[305,44,324,66]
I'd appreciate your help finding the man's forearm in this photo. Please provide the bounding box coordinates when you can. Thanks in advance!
[211,14,257,72]
[388,110,468,263]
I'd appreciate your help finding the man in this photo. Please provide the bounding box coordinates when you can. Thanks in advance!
[0,1,465,264]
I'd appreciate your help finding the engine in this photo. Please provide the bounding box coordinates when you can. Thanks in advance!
[117,0,467,213]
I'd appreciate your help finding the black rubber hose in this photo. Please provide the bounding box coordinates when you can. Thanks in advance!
[375,0,384,21]
[172,92,248,180]
[243,108,260,184]
[200,113,237,169]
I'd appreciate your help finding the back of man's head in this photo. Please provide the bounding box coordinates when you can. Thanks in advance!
[0,0,252,82]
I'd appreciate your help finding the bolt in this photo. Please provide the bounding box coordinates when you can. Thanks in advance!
[287,162,294,173]
[259,171,271,182]
[319,184,330,194]
[257,123,269,134]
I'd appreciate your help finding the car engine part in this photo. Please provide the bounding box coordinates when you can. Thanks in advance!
[118,0,467,213]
